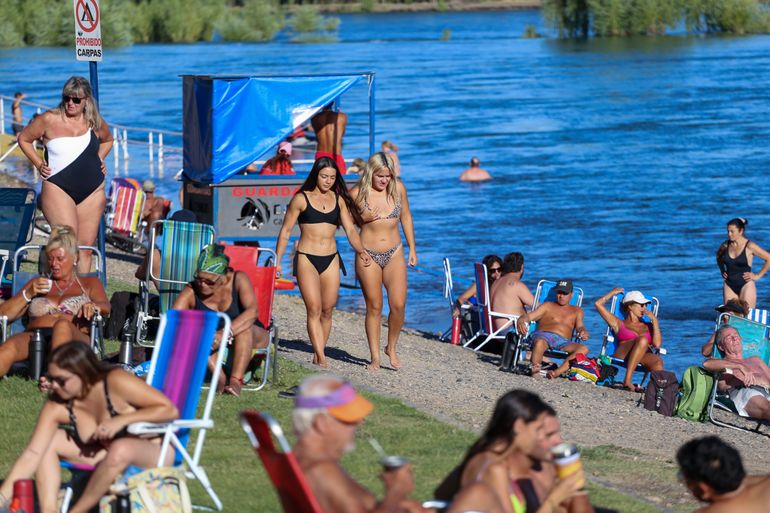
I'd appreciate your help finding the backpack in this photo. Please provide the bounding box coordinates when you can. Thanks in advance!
[675,366,715,422]
[642,370,679,416]
[100,467,191,513]
[105,291,140,340]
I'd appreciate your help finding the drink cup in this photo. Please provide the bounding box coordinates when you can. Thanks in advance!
[551,443,584,488]
[40,278,52,294]
[381,455,409,471]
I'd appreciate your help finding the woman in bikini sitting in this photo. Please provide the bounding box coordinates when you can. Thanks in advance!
[0,342,178,513]
[173,244,270,397]
[716,217,770,309]
[0,225,110,379]
[452,254,503,318]
[350,152,417,370]
[275,157,371,367]
[594,288,663,392]
[17,76,113,274]
[444,390,584,513]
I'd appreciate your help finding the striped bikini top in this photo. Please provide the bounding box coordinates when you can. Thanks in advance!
[28,277,91,317]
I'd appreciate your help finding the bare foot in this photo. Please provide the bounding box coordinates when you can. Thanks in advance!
[384,348,401,369]
[530,364,541,378]
[367,360,381,371]
[546,370,556,379]
[38,376,52,393]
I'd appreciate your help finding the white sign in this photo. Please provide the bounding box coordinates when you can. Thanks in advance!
[74,0,102,62]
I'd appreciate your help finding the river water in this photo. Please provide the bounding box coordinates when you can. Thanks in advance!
[2,11,770,375]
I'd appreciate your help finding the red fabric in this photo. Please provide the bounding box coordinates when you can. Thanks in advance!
[315,151,347,175]
[260,158,295,175]
[222,245,276,328]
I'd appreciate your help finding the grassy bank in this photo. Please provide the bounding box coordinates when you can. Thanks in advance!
[0,354,674,512]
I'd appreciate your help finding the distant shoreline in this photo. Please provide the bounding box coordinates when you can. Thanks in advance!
[315,0,541,14]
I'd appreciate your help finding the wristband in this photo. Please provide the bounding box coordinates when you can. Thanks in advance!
[22,288,32,303]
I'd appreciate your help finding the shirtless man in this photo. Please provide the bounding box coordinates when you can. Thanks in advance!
[516,279,589,378]
[677,436,770,513]
[293,374,428,513]
[141,180,167,230]
[12,92,25,136]
[489,252,534,330]
[312,103,348,174]
[459,157,492,182]
[703,325,770,420]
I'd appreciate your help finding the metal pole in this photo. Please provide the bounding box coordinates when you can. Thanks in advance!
[0,100,4,135]
[368,73,375,157]
[148,132,154,162]
[89,61,106,286]
[113,127,118,172]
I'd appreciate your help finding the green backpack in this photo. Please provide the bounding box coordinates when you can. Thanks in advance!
[675,366,715,422]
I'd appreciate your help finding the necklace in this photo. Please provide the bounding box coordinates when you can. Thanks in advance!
[53,278,75,297]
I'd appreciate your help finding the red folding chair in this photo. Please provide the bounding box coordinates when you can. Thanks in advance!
[223,245,278,390]
[240,410,323,513]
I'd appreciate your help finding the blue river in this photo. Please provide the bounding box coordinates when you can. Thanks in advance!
[2,11,770,376]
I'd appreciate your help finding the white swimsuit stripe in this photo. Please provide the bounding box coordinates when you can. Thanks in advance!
[45,131,92,176]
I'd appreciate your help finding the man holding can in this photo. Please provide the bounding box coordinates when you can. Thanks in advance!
[292,374,424,513]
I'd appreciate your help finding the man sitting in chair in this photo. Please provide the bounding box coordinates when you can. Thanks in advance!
[293,374,427,513]
[489,252,534,330]
[516,279,589,379]
[677,436,770,513]
[703,325,770,420]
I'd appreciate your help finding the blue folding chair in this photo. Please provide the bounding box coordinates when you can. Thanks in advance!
[748,307,770,325]
[0,188,36,290]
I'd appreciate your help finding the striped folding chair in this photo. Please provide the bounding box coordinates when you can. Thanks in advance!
[223,245,279,390]
[463,262,519,352]
[748,307,770,325]
[137,219,215,346]
[60,309,230,512]
[105,178,146,253]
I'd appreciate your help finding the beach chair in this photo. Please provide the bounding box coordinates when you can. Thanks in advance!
[60,309,230,512]
[1,244,106,358]
[104,178,147,254]
[240,410,324,513]
[463,262,518,352]
[136,219,215,346]
[506,280,584,372]
[222,245,279,390]
[748,307,770,325]
[707,314,770,435]
[0,188,36,291]
[598,292,665,379]
[439,257,475,344]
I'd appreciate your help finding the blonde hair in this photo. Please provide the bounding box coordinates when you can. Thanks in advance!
[381,140,398,152]
[55,76,102,131]
[356,152,398,210]
[46,225,79,260]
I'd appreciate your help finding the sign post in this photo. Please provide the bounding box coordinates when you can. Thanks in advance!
[74,0,106,283]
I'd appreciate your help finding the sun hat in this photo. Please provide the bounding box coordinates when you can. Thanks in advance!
[622,290,651,305]
[715,299,748,316]
[196,244,229,276]
[295,380,373,423]
[278,141,292,155]
[554,279,573,294]
[142,179,156,192]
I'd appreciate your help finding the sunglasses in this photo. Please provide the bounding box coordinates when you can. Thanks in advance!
[195,274,221,286]
[489,268,502,274]
[45,373,74,388]
[63,95,84,104]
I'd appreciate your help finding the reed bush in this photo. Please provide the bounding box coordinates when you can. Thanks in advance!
[216,0,284,42]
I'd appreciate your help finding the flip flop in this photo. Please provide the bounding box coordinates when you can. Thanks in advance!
[278,385,299,399]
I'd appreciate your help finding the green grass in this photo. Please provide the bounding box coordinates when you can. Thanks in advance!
[1,358,665,511]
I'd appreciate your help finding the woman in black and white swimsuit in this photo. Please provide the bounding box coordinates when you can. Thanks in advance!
[18,76,113,274]
[0,342,177,513]
[351,152,417,370]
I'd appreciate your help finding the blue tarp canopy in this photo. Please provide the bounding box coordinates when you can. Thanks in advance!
[182,74,366,184]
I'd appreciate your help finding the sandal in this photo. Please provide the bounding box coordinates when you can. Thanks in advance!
[224,376,243,397]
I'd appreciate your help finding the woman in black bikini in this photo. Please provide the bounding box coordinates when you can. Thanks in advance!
[275,157,370,367]
[173,244,270,397]
[0,342,177,513]
[0,225,110,378]
[716,218,770,309]
[350,152,417,370]
[17,76,113,274]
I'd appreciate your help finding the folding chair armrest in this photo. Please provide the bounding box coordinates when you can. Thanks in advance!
[127,419,214,435]
[422,500,449,509]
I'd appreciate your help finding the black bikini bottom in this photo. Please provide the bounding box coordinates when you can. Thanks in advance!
[293,251,347,277]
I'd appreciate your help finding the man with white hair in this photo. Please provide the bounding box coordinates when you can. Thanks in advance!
[292,374,421,513]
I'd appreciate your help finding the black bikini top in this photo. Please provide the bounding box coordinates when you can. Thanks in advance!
[297,191,340,225]
[63,370,127,446]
